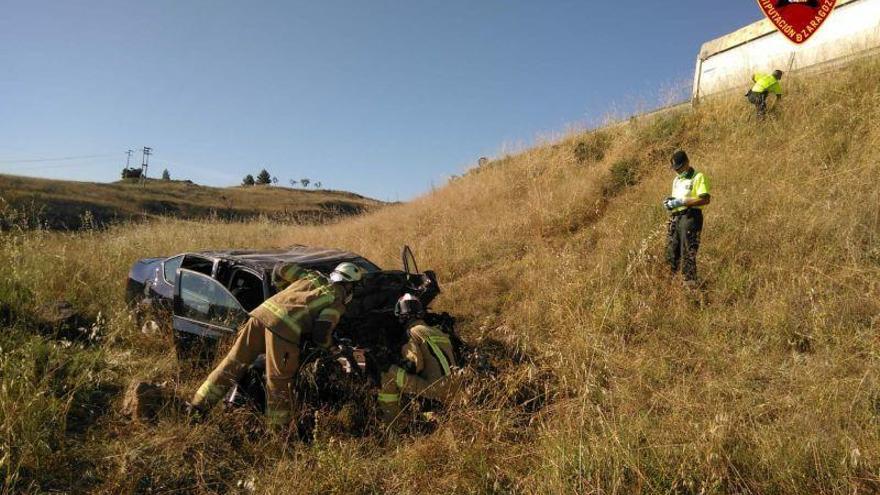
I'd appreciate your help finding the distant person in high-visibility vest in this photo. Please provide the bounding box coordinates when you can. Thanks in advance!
[746,70,783,119]
[188,262,364,427]
[377,294,459,429]
[663,150,711,286]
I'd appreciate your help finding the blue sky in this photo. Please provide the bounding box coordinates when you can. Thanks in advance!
[0,1,763,201]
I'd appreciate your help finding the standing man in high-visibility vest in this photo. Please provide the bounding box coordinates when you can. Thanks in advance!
[746,70,783,119]
[377,294,458,429]
[189,261,364,427]
[663,150,711,286]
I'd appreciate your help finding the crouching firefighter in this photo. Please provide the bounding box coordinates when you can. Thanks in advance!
[188,262,365,427]
[746,70,783,120]
[377,294,459,428]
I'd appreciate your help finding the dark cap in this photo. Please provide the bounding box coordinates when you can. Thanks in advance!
[670,150,689,169]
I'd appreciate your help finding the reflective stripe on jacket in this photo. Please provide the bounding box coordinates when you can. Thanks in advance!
[670,169,711,213]
[401,322,458,382]
[250,268,345,347]
[751,73,782,95]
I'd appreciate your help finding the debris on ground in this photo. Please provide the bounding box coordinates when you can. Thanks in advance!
[141,319,160,336]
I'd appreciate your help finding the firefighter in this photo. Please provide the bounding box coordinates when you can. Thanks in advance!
[663,150,711,286]
[746,70,783,119]
[188,261,365,427]
[377,294,458,428]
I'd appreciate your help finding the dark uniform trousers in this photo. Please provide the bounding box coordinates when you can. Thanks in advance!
[666,208,703,282]
[747,90,768,118]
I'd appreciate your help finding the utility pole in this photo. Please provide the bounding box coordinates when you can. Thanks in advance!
[125,149,133,169]
[141,146,152,186]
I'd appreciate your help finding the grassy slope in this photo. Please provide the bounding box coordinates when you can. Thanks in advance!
[0,175,383,229]
[1,61,880,493]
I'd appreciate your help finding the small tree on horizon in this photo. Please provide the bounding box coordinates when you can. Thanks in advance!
[289,179,298,188]
[272,176,278,185]
[161,169,171,181]
[314,181,321,189]
[256,169,271,185]
[242,174,255,186]
[300,178,310,188]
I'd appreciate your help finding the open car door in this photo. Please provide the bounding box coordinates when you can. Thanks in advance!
[173,268,249,340]
[401,245,440,306]
[402,245,419,275]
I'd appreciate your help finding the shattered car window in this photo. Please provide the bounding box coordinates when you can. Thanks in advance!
[178,270,248,330]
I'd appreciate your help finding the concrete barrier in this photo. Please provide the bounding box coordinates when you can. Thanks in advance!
[693,0,880,101]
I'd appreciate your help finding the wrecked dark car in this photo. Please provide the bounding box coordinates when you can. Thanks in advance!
[126,244,439,353]
[126,245,455,432]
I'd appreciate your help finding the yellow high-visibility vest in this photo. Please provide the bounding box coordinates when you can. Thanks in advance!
[751,73,782,95]
[670,169,710,213]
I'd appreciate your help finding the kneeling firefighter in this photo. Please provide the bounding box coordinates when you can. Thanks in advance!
[189,261,365,427]
[377,294,459,428]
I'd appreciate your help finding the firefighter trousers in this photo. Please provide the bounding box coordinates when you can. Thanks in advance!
[191,317,300,427]
[666,208,703,282]
[377,365,455,426]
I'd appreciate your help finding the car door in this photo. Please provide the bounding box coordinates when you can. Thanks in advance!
[402,245,419,275]
[400,245,440,306]
[173,268,249,339]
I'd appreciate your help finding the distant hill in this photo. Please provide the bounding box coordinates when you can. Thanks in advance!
[0,174,383,229]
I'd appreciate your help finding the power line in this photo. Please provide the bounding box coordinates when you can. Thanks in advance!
[0,158,120,172]
[0,153,121,165]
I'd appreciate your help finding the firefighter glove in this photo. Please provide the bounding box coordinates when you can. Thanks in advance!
[664,197,685,210]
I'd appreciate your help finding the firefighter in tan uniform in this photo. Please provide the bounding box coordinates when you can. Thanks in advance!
[189,261,365,427]
[377,294,458,427]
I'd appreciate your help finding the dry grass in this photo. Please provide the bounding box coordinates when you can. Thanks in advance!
[2,60,880,494]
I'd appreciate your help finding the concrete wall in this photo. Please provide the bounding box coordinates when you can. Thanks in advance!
[693,0,880,100]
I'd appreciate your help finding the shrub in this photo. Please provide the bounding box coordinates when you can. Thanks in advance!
[605,158,641,195]
[573,131,611,164]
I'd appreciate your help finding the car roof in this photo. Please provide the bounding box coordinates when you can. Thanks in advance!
[188,245,380,272]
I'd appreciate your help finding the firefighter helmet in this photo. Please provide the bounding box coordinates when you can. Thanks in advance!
[329,262,364,283]
[394,293,424,320]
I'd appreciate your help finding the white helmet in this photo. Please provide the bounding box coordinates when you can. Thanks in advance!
[394,293,424,320]
[329,262,364,283]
